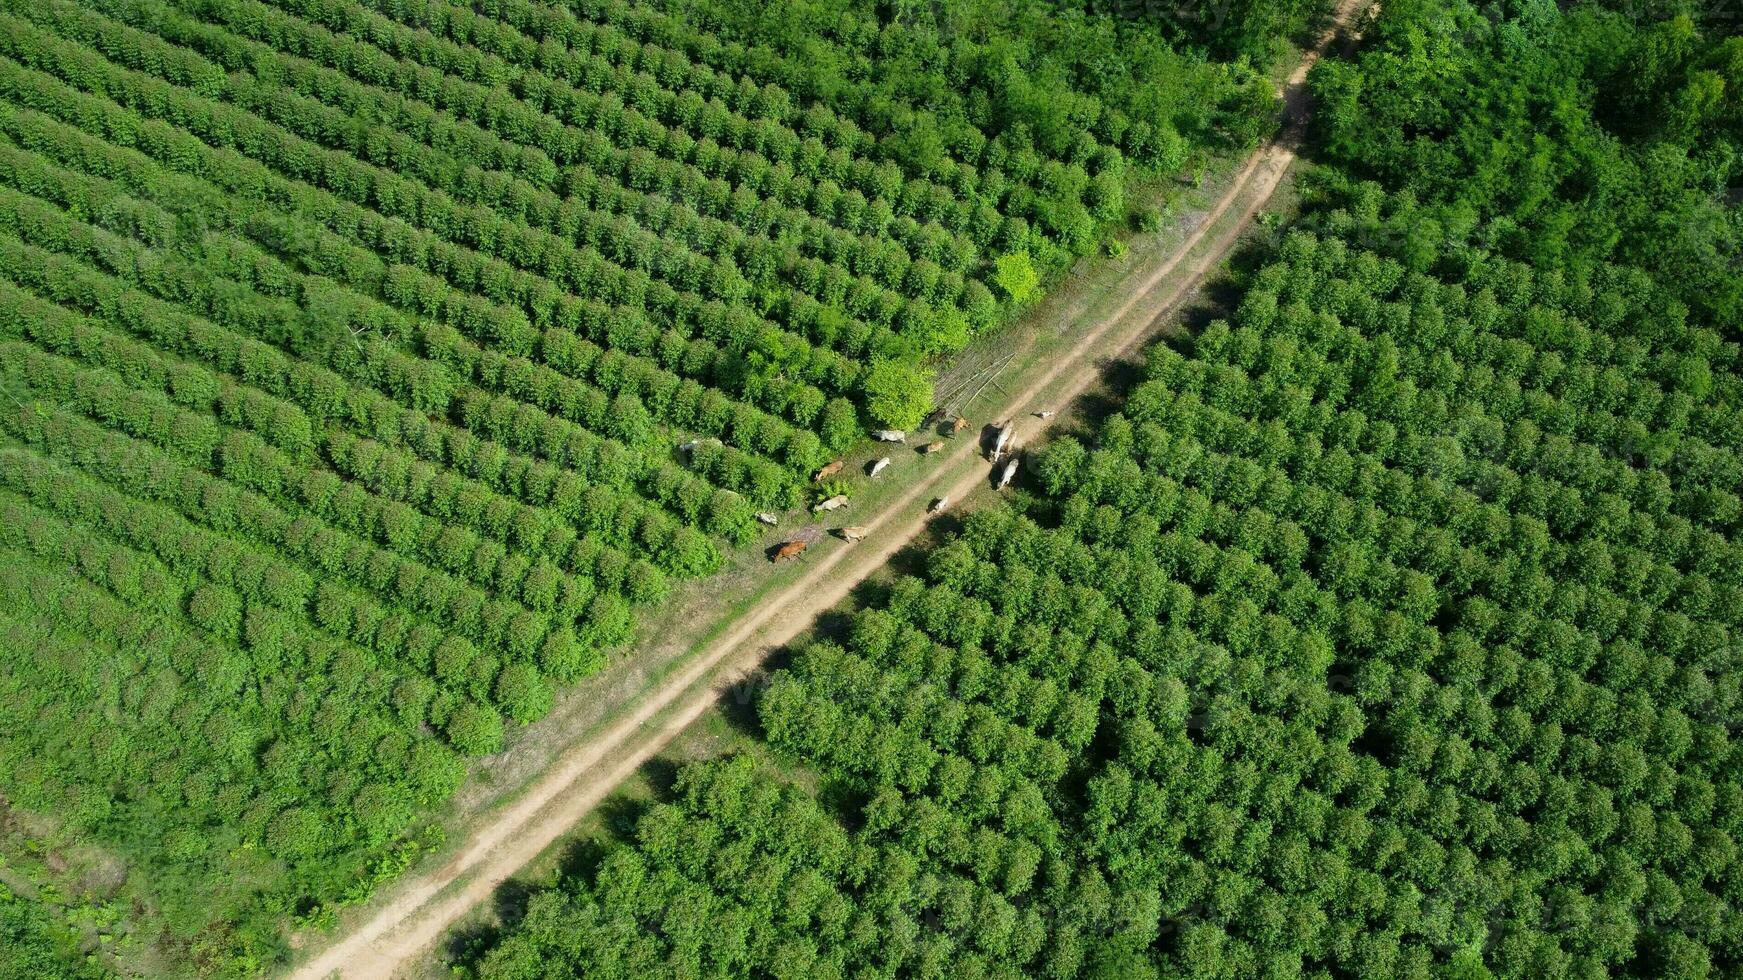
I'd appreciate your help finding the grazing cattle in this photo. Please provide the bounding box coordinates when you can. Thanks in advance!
[868,457,891,477]
[772,539,807,562]
[839,525,868,542]
[814,459,844,481]
[813,495,849,512]
[990,420,1014,463]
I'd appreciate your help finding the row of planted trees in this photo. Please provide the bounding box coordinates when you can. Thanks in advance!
[457,3,1743,968]
[0,0,1255,970]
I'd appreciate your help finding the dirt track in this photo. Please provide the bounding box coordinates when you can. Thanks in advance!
[288,6,1366,976]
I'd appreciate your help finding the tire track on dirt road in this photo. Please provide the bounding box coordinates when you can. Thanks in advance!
[289,5,1367,974]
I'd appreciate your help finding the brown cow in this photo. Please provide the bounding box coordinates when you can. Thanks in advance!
[814,459,845,481]
[772,539,808,562]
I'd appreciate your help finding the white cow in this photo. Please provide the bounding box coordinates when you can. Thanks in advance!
[990,420,1013,463]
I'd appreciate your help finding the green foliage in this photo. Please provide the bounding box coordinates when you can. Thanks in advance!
[457,5,1743,976]
[992,251,1043,304]
[0,882,105,980]
[465,190,1743,972]
[860,360,935,432]
[493,662,553,725]
[811,476,853,506]
[1042,436,1094,495]
[0,0,1263,971]
[444,703,506,757]
[798,399,845,453]
[1309,0,1743,323]
[904,307,973,359]
[265,809,326,860]
[1090,0,1332,65]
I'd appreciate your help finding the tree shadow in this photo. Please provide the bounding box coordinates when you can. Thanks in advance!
[714,602,860,743]
[712,534,952,745]
[885,526,946,580]
[442,752,689,968]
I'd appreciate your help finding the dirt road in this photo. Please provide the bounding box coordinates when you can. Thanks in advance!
[288,6,1366,976]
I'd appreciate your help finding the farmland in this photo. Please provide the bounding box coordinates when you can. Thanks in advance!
[0,0,1274,971]
[453,1,1743,978]
[6,0,1743,975]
